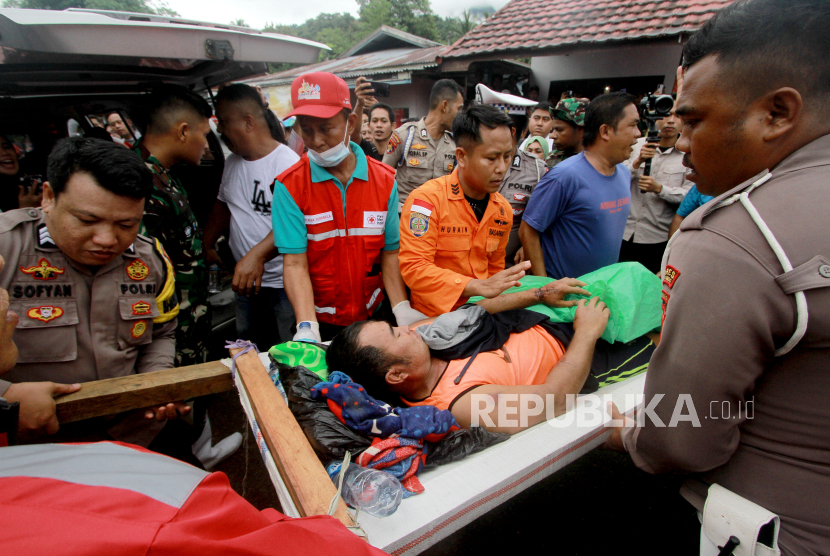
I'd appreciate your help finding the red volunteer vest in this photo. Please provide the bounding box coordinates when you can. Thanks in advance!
[278,156,396,326]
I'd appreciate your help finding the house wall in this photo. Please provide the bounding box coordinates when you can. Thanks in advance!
[381,77,435,122]
[530,41,684,100]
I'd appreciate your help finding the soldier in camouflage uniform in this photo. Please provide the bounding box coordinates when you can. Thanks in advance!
[546,98,587,168]
[136,86,214,366]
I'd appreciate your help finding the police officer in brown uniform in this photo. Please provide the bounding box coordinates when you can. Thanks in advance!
[0,138,183,445]
[605,2,830,553]
[383,79,465,208]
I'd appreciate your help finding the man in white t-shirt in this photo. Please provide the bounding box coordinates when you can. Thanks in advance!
[204,84,300,348]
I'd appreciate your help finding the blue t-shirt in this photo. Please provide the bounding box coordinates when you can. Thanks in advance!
[523,152,631,279]
[675,184,715,217]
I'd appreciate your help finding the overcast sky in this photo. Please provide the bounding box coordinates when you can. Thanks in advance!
[163,0,508,30]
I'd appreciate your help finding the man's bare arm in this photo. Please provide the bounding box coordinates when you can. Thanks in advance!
[282,253,316,323]
[519,221,547,277]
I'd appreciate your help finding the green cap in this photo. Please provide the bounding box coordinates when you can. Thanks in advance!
[551,98,588,127]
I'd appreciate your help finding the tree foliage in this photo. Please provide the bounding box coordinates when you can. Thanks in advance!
[264,0,488,63]
[2,0,178,16]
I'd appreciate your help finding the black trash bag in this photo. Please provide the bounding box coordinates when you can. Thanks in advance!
[278,363,372,464]
[424,426,510,469]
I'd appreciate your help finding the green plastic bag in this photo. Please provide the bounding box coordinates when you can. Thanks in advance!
[269,341,329,380]
[469,262,663,343]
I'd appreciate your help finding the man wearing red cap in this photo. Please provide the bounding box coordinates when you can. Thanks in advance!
[271,72,426,342]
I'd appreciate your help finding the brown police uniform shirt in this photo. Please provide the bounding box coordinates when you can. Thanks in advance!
[621,134,830,556]
[0,209,179,397]
[497,149,547,264]
[382,118,457,208]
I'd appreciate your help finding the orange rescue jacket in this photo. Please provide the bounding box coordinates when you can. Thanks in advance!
[399,169,512,316]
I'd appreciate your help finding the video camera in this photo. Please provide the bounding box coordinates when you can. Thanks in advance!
[639,89,675,176]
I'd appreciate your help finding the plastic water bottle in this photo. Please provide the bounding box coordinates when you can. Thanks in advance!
[208,264,222,293]
[327,461,403,518]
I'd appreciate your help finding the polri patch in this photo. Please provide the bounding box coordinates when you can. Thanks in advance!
[409,214,429,238]
[386,133,401,154]
[132,300,152,316]
[663,265,681,289]
[408,158,421,167]
[131,321,147,339]
[20,258,65,281]
[126,259,150,281]
[27,305,63,323]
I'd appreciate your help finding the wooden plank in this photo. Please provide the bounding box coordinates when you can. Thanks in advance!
[55,361,234,423]
[230,347,355,527]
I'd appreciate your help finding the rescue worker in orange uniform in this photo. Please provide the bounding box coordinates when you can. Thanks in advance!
[399,105,532,316]
[271,72,427,342]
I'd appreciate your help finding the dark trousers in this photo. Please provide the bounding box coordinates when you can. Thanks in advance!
[619,239,668,275]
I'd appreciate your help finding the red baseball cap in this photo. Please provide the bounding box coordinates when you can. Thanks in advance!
[286,72,352,119]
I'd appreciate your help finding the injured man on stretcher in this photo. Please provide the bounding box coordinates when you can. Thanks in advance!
[326,278,655,435]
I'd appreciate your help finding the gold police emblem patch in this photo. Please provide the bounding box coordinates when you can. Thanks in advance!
[20,258,65,281]
[131,321,147,339]
[131,301,152,316]
[126,259,150,281]
[663,265,681,289]
[408,158,421,167]
[27,305,64,323]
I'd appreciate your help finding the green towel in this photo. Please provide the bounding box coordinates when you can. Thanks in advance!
[268,341,329,380]
[469,262,663,343]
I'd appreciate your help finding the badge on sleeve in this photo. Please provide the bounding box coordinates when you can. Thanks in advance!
[20,258,65,280]
[126,260,150,281]
[131,321,147,339]
[386,133,401,154]
[663,265,681,289]
[409,214,429,238]
[27,305,63,323]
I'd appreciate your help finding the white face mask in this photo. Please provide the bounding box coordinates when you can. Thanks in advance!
[287,128,305,157]
[306,124,351,168]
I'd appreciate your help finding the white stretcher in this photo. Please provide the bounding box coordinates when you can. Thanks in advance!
[223,352,646,555]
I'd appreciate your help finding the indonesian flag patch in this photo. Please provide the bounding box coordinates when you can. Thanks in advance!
[411,199,434,217]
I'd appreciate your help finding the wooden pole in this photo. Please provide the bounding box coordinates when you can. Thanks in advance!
[230,347,355,528]
[55,361,234,423]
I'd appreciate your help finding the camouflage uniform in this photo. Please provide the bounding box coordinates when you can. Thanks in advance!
[135,143,210,366]
[546,98,587,168]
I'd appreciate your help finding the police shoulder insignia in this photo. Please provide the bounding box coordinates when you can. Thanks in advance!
[512,155,521,168]
[420,128,428,138]
[409,214,429,238]
[386,133,401,154]
[132,301,152,316]
[408,158,421,167]
[663,265,681,289]
[127,259,150,281]
[20,258,65,280]
[131,320,147,339]
[27,305,63,323]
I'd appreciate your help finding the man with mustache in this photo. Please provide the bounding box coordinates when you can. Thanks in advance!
[605,0,830,553]
[204,84,300,348]
[620,108,692,273]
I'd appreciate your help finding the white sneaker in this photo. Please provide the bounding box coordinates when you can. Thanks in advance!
[192,416,243,471]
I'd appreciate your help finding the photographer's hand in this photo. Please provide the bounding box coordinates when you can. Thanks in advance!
[633,144,657,169]
[638,175,663,194]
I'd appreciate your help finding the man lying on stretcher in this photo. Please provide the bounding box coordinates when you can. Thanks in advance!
[326,274,655,435]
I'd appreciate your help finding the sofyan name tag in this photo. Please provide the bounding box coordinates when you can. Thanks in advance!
[364,211,387,228]
[305,211,334,225]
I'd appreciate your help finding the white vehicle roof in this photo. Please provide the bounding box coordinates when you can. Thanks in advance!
[0,8,329,96]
